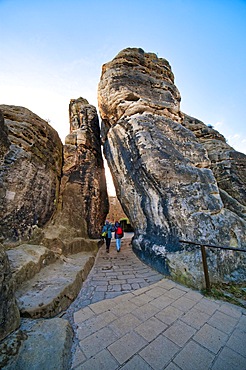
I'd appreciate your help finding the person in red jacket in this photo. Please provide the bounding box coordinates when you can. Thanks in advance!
[114,221,123,252]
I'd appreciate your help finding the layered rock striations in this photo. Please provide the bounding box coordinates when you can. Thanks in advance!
[0,105,63,242]
[99,48,182,130]
[43,97,108,250]
[98,47,246,287]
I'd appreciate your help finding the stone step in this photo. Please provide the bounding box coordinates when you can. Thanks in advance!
[64,237,102,255]
[6,244,57,291]
[41,223,101,255]
[15,251,96,319]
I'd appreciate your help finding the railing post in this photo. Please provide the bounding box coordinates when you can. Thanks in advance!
[200,245,211,292]
[180,239,246,294]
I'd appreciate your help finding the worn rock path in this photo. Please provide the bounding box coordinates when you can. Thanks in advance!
[64,234,246,370]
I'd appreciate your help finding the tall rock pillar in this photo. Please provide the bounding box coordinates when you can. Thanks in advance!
[44,98,109,253]
[53,97,108,242]
[98,48,246,287]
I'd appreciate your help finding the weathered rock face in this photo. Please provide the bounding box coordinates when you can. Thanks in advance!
[98,47,246,287]
[0,100,107,342]
[99,47,182,130]
[45,97,108,244]
[0,247,20,341]
[0,110,10,158]
[182,114,246,220]
[0,101,107,254]
[63,98,108,238]
[0,105,63,242]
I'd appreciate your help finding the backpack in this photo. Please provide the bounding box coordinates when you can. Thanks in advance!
[116,226,123,236]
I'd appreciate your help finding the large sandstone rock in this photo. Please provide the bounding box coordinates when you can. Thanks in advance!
[44,97,108,247]
[99,48,182,131]
[98,48,246,287]
[182,114,246,220]
[64,97,108,238]
[0,105,63,243]
[0,247,20,341]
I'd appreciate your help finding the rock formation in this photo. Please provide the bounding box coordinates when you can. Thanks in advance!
[182,114,246,221]
[42,98,108,253]
[62,97,108,238]
[0,105,63,342]
[98,47,246,287]
[0,247,20,341]
[0,105,63,242]
[0,101,108,345]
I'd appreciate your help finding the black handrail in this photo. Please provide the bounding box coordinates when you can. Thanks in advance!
[179,240,246,253]
[179,239,246,292]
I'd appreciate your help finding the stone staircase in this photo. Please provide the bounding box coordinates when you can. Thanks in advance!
[6,240,99,319]
[1,240,100,369]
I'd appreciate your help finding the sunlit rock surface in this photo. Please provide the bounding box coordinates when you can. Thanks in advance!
[182,114,246,221]
[98,47,246,287]
[0,105,63,242]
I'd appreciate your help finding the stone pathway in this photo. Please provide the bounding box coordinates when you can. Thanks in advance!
[64,235,246,370]
[64,234,163,320]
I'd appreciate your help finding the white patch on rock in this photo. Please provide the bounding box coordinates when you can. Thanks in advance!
[6,190,15,200]
[152,244,166,256]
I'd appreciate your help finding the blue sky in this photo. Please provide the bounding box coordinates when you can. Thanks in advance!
[1,0,246,193]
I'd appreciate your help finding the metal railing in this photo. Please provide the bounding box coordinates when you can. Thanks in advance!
[179,240,246,292]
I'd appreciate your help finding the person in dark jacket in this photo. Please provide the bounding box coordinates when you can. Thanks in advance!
[102,220,114,253]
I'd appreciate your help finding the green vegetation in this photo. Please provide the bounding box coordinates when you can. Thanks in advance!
[202,282,246,308]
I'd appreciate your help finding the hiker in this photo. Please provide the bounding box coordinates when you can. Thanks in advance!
[102,220,114,253]
[114,221,124,252]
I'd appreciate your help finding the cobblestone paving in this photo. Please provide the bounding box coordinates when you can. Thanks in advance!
[63,235,246,370]
[64,234,164,320]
